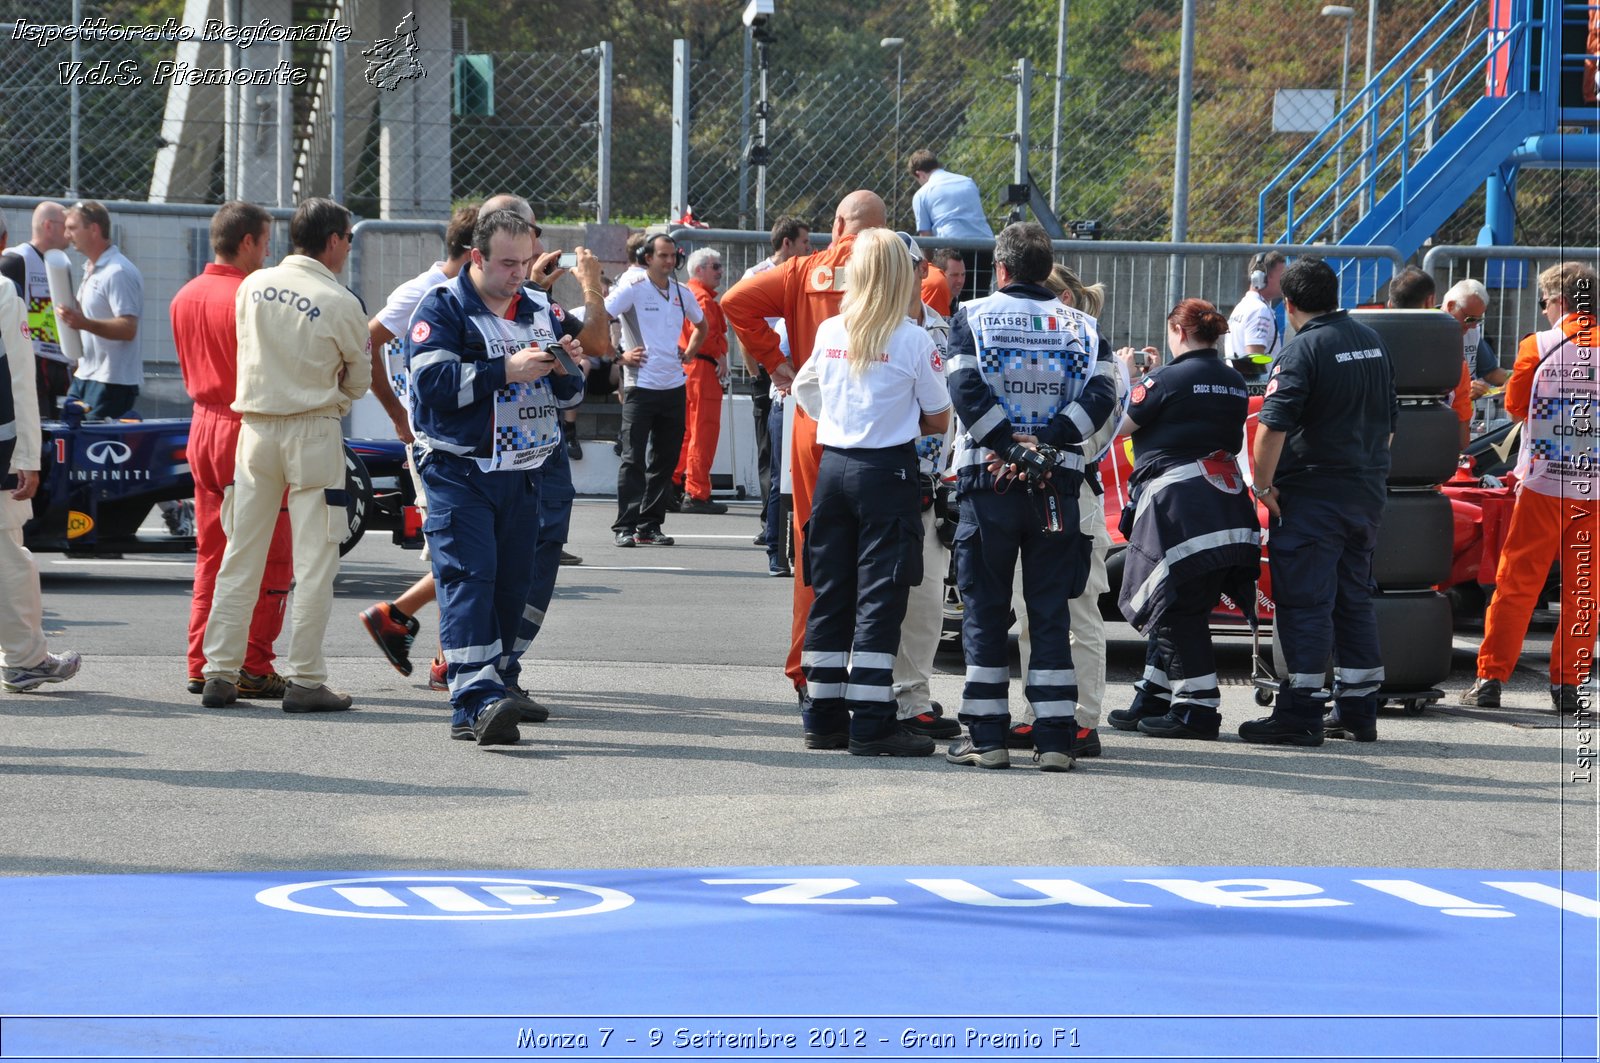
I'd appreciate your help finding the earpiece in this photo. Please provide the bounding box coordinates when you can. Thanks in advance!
[1248,253,1268,291]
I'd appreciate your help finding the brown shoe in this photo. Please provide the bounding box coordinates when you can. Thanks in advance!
[282,683,354,713]
[238,670,288,699]
[200,677,239,708]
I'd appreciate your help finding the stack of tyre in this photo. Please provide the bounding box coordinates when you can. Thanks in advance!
[1272,310,1462,709]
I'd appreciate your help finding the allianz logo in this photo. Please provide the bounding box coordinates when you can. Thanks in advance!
[254,874,1596,921]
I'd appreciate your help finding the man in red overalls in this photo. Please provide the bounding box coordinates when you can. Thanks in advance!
[171,201,293,698]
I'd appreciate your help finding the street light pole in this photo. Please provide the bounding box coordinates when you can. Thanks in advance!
[1322,5,1355,239]
[881,38,905,224]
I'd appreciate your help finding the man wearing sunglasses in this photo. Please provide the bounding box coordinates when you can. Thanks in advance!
[1442,278,1508,398]
[1465,261,1599,715]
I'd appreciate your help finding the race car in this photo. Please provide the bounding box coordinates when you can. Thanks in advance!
[22,402,415,557]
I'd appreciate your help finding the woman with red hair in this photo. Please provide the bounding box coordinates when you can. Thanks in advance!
[1108,299,1262,741]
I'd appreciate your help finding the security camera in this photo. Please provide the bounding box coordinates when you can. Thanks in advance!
[743,0,774,28]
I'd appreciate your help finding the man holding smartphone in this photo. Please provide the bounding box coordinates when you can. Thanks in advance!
[407,209,595,745]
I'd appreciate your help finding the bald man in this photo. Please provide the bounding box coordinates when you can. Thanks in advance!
[1,202,73,416]
[722,189,893,746]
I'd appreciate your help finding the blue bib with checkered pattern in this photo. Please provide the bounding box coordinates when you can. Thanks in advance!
[472,300,564,473]
[1519,323,1598,496]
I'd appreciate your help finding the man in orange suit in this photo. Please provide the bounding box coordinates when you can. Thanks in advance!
[721,190,887,737]
[673,247,730,514]
[1464,261,1599,714]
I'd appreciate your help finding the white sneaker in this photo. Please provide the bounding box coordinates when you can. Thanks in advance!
[2,651,83,692]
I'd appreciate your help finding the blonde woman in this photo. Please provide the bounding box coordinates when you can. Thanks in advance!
[792,228,953,757]
[1045,262,1106,318]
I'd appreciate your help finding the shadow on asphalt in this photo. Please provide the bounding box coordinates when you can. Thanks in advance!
[0,760,526,797]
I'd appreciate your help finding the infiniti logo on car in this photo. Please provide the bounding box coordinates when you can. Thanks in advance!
[85,440,133,465]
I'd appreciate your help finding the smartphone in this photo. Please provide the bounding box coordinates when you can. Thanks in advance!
[540,341,582,379]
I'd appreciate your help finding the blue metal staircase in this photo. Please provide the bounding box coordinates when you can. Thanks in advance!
[1258,0,1590,284]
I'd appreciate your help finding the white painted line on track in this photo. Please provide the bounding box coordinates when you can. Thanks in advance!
[669,534,764,540]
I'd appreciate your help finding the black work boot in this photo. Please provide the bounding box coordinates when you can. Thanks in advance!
[947,714,1011,769]
[1238,714,1325,747]
[801,689,848,750]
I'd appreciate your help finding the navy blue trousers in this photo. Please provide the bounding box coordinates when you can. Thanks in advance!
[765,397,788,569]
[1270,491,1384,721]
[504,445,574,688]
[420,451,541,725]
[953,486,1084,753]
[801,444,922,739]
[1127,568,1228,726]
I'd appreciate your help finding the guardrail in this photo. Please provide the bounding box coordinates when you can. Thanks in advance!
[670,228,1404,354]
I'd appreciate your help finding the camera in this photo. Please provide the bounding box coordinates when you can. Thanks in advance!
[1005,441,1060,484]
[539,251,577,278]
[742,0,774,28]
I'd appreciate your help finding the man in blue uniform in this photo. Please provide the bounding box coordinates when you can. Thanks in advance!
[1246,257,1397,745]
[408,210,596,745]
[943,222,1122,771]
[471,195,608,722]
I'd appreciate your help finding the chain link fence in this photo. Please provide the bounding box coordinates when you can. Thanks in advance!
[354,47,606,221]
[683,63,1015,231]
[1,1,179,202]
[5,1,1593,247]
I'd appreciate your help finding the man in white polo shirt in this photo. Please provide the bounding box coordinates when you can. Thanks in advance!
[1224,250,1286,376]
[58,200,143,419]
[605,234,706,547]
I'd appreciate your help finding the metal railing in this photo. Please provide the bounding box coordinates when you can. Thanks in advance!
[1424,244,1600,427]
[670,227,1405,355]
[348,219,447,316]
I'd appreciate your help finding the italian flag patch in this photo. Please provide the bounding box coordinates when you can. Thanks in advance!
[1032,315,1059,330]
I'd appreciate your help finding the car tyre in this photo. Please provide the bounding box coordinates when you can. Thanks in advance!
[1351,309,1464,395]
[340,445,374,557]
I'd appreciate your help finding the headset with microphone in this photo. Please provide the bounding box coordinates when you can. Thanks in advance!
[636,234,686,270]
[1248,252,1269,292]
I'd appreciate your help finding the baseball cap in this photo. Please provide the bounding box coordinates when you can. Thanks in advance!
[893,230,925,264]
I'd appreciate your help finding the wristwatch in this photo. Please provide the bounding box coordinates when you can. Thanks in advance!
[1250,482,1276,500]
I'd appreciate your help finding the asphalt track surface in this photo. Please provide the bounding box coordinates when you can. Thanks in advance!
[1,499,1596,1062]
